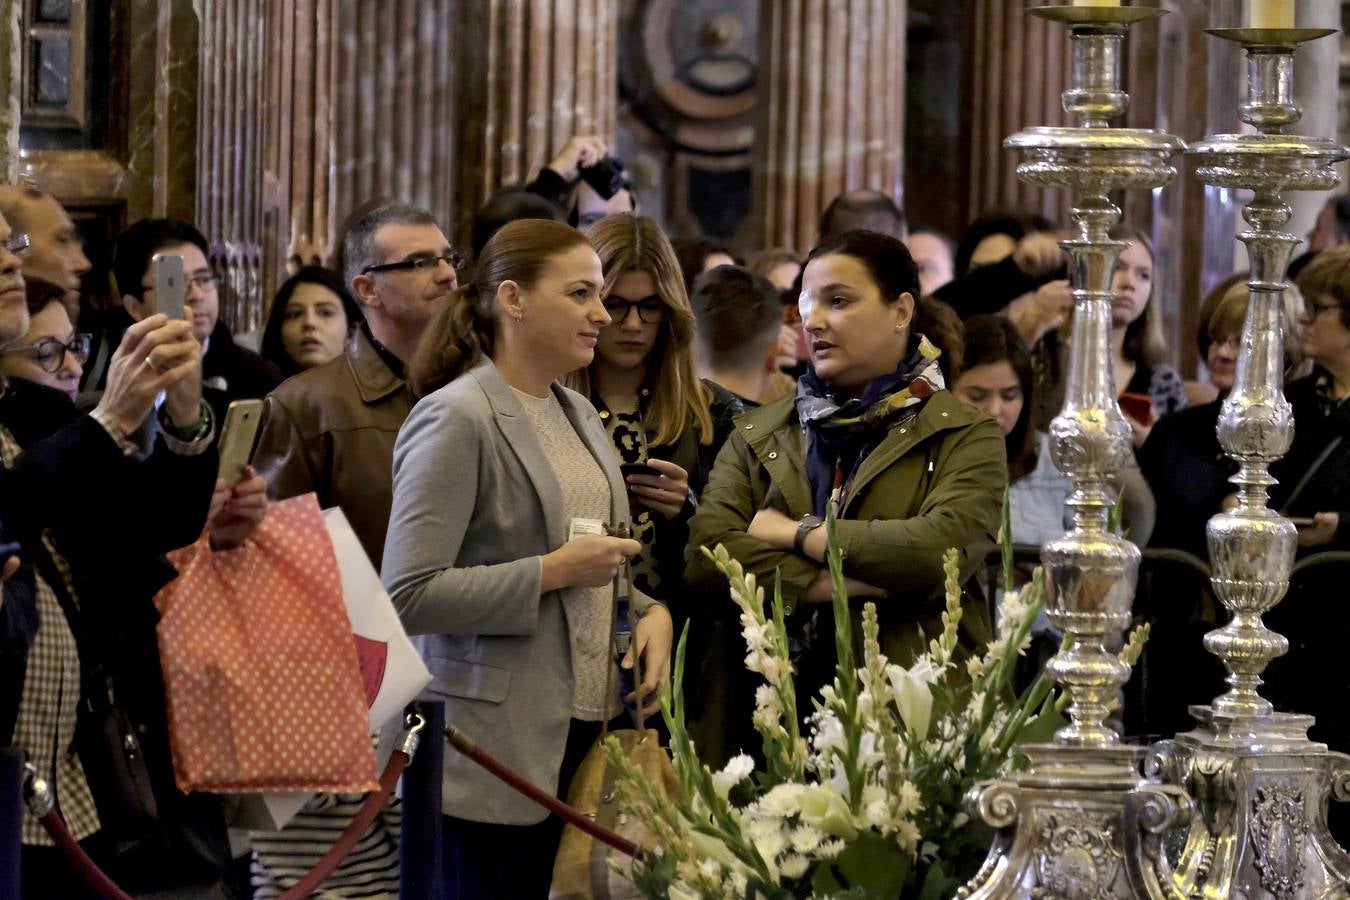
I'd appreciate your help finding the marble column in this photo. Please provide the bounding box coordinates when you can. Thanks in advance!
[197,0,265,332]
[451,0,619,243]
[0,0,17,185]
[751,0,908,255]
[1286,0,1340,245]
[196,0,618,328]
[964,0,1073,231]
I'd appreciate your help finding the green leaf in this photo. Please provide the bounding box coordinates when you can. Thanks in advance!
[1001,486,1013,595]
[810,832,911,899]
[1014,702,1067,747]
[915,859,959,900]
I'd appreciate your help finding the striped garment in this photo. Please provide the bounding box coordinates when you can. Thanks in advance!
[249,793,401,898]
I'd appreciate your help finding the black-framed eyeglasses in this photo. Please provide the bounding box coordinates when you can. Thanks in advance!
[361,250,466,275]
[1308,301,1347,318]
[2,233,30,256]
[603,295,666,325]
[0,333,91,373]
[186,271,220,291]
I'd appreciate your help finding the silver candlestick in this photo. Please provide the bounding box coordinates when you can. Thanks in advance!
[959,8,1189,897]
[1145,22,1350,898]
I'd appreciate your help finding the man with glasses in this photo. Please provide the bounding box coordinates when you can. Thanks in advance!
[247,201,456,897]
[0,184,91,310]
[253,202,458,569]
[110,218,281,419]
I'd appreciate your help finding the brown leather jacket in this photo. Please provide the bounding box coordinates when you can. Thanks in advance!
[250,326,414,569]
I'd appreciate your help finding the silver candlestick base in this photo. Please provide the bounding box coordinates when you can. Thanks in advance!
[1145,24,1350,899]
[959,7,1189,896]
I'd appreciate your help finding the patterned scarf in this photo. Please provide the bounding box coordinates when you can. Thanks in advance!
[795,334,945,516]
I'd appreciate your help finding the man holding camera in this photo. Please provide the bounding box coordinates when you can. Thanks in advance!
[526,135,638,231]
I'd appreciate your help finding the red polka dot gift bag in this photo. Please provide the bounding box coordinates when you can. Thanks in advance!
[153,493,380,795]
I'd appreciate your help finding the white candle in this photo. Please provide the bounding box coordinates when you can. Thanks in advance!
[1249,0,1294,28]
[1072,0,1120,6]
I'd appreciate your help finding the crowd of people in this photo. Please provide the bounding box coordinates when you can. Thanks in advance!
[4,134,1350,898]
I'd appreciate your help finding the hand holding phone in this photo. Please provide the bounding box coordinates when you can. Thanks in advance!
[152,252,187,321]
[218,399,265,485]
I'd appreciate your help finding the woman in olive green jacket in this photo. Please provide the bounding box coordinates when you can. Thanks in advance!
[686,231,1006,737]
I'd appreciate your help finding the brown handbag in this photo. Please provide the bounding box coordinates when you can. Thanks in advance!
[549,544,680,899]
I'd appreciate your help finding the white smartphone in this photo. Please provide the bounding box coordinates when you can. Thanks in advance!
[218,399,265,485]
[152,252,186,320]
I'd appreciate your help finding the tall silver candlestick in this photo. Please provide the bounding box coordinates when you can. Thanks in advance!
[1146,22,1350,898]
[959,8,1189,897]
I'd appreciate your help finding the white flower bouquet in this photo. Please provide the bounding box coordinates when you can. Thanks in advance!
[604,505,1149,898]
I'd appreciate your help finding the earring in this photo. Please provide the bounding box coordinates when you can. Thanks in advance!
[895,323,904,332]
[512,308,524,322]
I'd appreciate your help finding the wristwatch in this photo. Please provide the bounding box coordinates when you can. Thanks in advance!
[793,514,825,553]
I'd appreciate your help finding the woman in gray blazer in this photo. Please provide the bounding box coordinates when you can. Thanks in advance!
[382,219,674,899]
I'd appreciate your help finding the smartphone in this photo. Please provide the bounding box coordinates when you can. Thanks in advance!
[620,462,661,480]
[218,399,265,485]
[1118,392,1154,426]
[1288,516,1316,527]
[152,252,186,321]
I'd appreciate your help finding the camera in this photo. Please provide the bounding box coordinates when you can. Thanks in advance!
[578,156,628,201]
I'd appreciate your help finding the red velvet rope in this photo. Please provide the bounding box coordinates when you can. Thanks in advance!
[37,811,134,900]
[277,749,410,900]
[444,725,639,858]
[34,750,411,900]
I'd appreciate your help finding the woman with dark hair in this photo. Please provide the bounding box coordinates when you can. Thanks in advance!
[259,266,364,377]
[954,315,1155,546]
[0,279,88,401]
[1140,276,1305,557]
[687,229,1005,698]
[951,316,1035,481]
[670,236,737,294]
[383,218,672,899]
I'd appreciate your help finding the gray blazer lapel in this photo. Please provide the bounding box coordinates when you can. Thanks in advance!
[555,387,627,529]
[470,361,568,550]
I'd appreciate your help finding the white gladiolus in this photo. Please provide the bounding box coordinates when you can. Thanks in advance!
[689,831,740,870]
[712,753,756,799]
[796,784,858,840]
[886,662,936,739]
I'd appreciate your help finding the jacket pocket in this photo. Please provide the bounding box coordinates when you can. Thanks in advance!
[425,657,512,704]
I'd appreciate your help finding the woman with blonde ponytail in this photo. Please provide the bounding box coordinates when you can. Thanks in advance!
[384,218,673,898]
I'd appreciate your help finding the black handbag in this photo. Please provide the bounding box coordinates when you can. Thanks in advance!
[35,547,160,850]
[74,669,159,851]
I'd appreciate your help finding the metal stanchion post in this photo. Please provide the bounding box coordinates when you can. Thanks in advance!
[400,701,444,900]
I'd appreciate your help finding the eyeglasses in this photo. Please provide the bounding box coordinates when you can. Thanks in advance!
[1308,301,1346,319]
[362,250,466,275]
[1,233,30,256]
[186,272,220,291]
[139,271,220,296]
[0,333,91,373]
[603,296,666,325]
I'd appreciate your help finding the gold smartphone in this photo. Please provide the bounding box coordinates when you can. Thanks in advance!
[218,399,264,485]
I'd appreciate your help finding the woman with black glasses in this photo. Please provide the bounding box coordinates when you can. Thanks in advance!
[567,215,743,621]
[0,278,89,401]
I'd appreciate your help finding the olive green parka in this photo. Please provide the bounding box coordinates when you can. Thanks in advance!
[686,387,1007,665]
